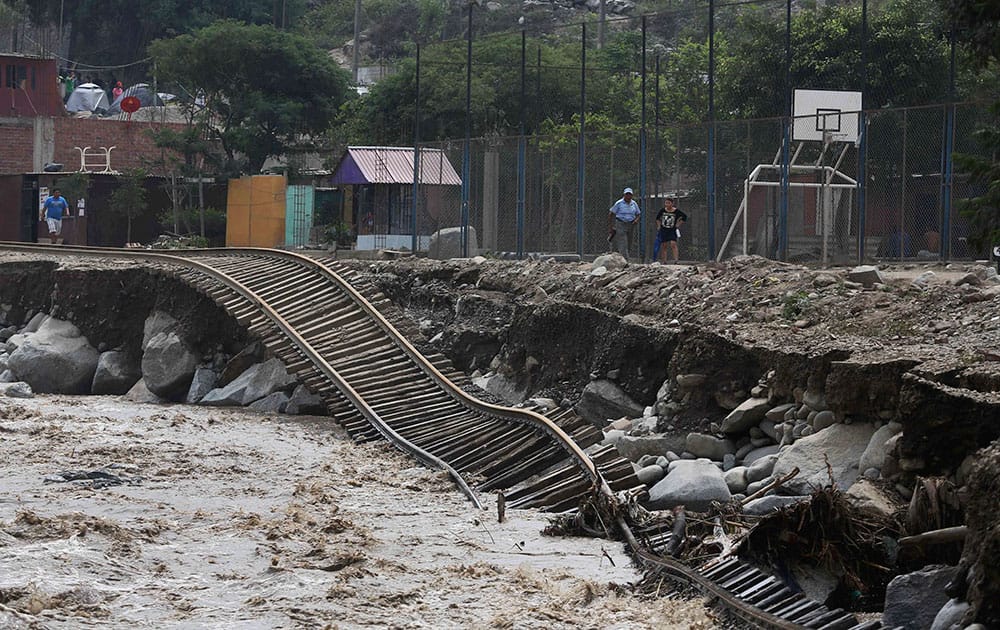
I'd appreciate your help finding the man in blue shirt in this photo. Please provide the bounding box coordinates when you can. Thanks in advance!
[41,188,70,244]
[607,187,641,261]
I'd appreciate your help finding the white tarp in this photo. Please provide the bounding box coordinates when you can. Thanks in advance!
[65,83,110,112]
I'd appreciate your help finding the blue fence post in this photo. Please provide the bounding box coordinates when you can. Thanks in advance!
[779,121,789,260]
[576,23,586,257]
[461,4,473,258]
[857,112,867,263]
[942,28,956,261]
[411,43,420,254]
[942,104,954,261]
[639,15,647,261]
[517,30,526,259]
[707,0,716,260]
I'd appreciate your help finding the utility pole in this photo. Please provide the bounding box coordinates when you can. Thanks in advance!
[598,0,606,48]
[352,0,362,84]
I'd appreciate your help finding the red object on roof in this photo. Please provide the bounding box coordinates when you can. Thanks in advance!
[120,96,141,113]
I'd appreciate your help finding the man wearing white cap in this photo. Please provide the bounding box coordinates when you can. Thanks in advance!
[608,187,641,260]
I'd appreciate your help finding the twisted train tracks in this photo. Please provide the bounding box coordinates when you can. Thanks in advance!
[0,244,882,630]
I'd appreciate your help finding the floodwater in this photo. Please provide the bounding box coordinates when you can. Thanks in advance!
[0,397,712,629]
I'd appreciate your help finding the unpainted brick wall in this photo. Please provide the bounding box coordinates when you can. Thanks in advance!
[0,117,189,175]
[54,118,186,174]
[0,121,35,173]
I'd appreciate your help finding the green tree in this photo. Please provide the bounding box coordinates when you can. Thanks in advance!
[54,172,90,212]
[109,168,148,245]
[149,21,351,174]
[718,0,952,119]
[24,0,305,82]
[947,0,1000,252]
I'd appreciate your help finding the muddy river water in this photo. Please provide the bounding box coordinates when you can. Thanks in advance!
[0,397,712,629]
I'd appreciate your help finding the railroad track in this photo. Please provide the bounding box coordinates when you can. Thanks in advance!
[0,243,884,629]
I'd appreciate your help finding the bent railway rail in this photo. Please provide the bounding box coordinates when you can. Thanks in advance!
[0,244,882,630]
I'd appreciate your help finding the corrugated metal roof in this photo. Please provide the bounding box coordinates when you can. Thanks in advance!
[346,146,462,186]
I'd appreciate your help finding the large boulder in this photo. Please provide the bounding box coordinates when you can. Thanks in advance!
[428,226,479,260]
[746,453,779,483]
[771,422,876,495]
[285,384,327,415]
[930,599,970,630]
[0,381,33,398]
[721,398,771,434]
[124,378,164,404]
[185,367,219,404]
[742,444,780,466]
[592,253,627,271]
[91,350,141,395]
[141,332,199,400]
[844,479,897,520]
[574,379,644,427]
[847,265,885,288]
[142,310,180,350]
[248,391,290,413]
[859,423,900,473]
[882,565,956,630]
[217,342,266,387]
[742,495,810,516]
[200,358,297,407]
[23,312,48,333]
[615,434,686,462]
[686,433,736,461]
[6,317,99,394]
[647,459,732,511]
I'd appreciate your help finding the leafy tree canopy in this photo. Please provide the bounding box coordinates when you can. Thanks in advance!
[945,0,1000,252]
[24,0,305,79]
[149,21,351,174]
[945,0,1000,65]
[719,0,952,119]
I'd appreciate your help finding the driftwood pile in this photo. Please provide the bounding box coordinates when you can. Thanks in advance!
[545,466,902,612]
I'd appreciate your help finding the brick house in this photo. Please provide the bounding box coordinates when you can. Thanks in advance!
[0,54,224,245]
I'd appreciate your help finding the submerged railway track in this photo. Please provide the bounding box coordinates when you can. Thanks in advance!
[0,243,884,630]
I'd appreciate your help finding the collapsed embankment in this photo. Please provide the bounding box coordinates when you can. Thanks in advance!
[3,252,1000,626]
[349,254,1000,626]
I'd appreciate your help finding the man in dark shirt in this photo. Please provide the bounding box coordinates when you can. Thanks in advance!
[655,198,687,263]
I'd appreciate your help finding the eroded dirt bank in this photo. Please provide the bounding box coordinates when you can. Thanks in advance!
[351,255,1000,471]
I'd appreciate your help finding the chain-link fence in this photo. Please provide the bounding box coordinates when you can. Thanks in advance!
[408,99,991,263]
[362,0,996,264]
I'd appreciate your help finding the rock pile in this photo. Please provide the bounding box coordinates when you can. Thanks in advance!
[0,306,326,416]
[597,369,902,521]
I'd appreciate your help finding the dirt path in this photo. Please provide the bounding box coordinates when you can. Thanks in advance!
[0,397,712,629]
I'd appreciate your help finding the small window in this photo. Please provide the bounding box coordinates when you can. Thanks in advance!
[6,65,28,90]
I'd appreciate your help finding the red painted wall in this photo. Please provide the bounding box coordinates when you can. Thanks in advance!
[0,55,62,118]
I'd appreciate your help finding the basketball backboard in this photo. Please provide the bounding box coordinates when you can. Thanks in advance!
[793,89,863,143]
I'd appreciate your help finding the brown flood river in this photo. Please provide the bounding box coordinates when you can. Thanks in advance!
[0,397,713,628]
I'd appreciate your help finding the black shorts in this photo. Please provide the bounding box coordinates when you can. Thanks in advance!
[659,229,678,242]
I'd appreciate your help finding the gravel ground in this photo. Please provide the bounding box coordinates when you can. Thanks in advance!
[0,396,714,629]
